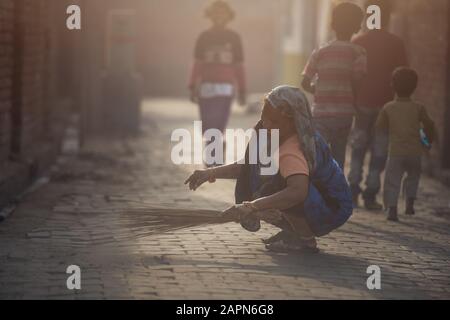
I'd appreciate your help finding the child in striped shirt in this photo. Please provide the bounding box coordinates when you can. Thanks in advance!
[302,2,367,170]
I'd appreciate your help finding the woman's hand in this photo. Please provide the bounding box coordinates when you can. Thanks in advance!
[221,202,256,221]
[185,169,216,191]
[221,204,246,221]
[222,202,261,232]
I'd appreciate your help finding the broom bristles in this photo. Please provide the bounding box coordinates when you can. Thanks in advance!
[120,207,236,238]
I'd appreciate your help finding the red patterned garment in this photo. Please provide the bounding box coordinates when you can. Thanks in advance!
[302,40,367,118]
[189,28,245,97]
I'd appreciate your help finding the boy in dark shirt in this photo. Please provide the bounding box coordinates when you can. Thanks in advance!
[348,0,408,210]
[376,67,435,222]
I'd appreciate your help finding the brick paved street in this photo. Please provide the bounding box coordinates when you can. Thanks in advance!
[0,99,449,300]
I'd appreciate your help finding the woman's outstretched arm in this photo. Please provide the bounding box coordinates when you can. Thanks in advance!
[209,162,243,179]
[185,162,243,191]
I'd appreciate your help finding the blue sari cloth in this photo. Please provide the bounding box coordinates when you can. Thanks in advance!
[235,133,353,237]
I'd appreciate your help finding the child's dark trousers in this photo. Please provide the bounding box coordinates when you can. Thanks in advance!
[383,155,422,208]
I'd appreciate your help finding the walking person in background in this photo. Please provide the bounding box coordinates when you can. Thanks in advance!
[348,0,408,210]
[376,68,436,222]
[301,2,367,171]
[188,0,247,167]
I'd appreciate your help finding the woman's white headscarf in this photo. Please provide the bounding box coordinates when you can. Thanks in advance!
[266,85,317,173]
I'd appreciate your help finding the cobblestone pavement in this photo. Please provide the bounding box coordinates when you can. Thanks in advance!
[0,99,449,300]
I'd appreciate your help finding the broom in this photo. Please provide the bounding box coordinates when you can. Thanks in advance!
[119,207,238,238]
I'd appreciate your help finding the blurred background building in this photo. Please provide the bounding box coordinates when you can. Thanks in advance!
[0,0,449,208]
[0,0,76,208]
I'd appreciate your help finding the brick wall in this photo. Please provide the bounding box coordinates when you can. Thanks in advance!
[11,0,48,157]
[0,0,73,208]
[0,0,13,163]
[391,0,450,171]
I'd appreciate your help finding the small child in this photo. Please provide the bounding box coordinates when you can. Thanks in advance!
[376,67,436,222]
[302,2,367,170]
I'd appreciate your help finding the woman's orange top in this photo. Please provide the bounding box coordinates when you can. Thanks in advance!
[277,135,310,179]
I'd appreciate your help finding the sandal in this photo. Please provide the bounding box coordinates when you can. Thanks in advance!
[240,212,261,232]
[265,239,320,254]
[262,230,290,245]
